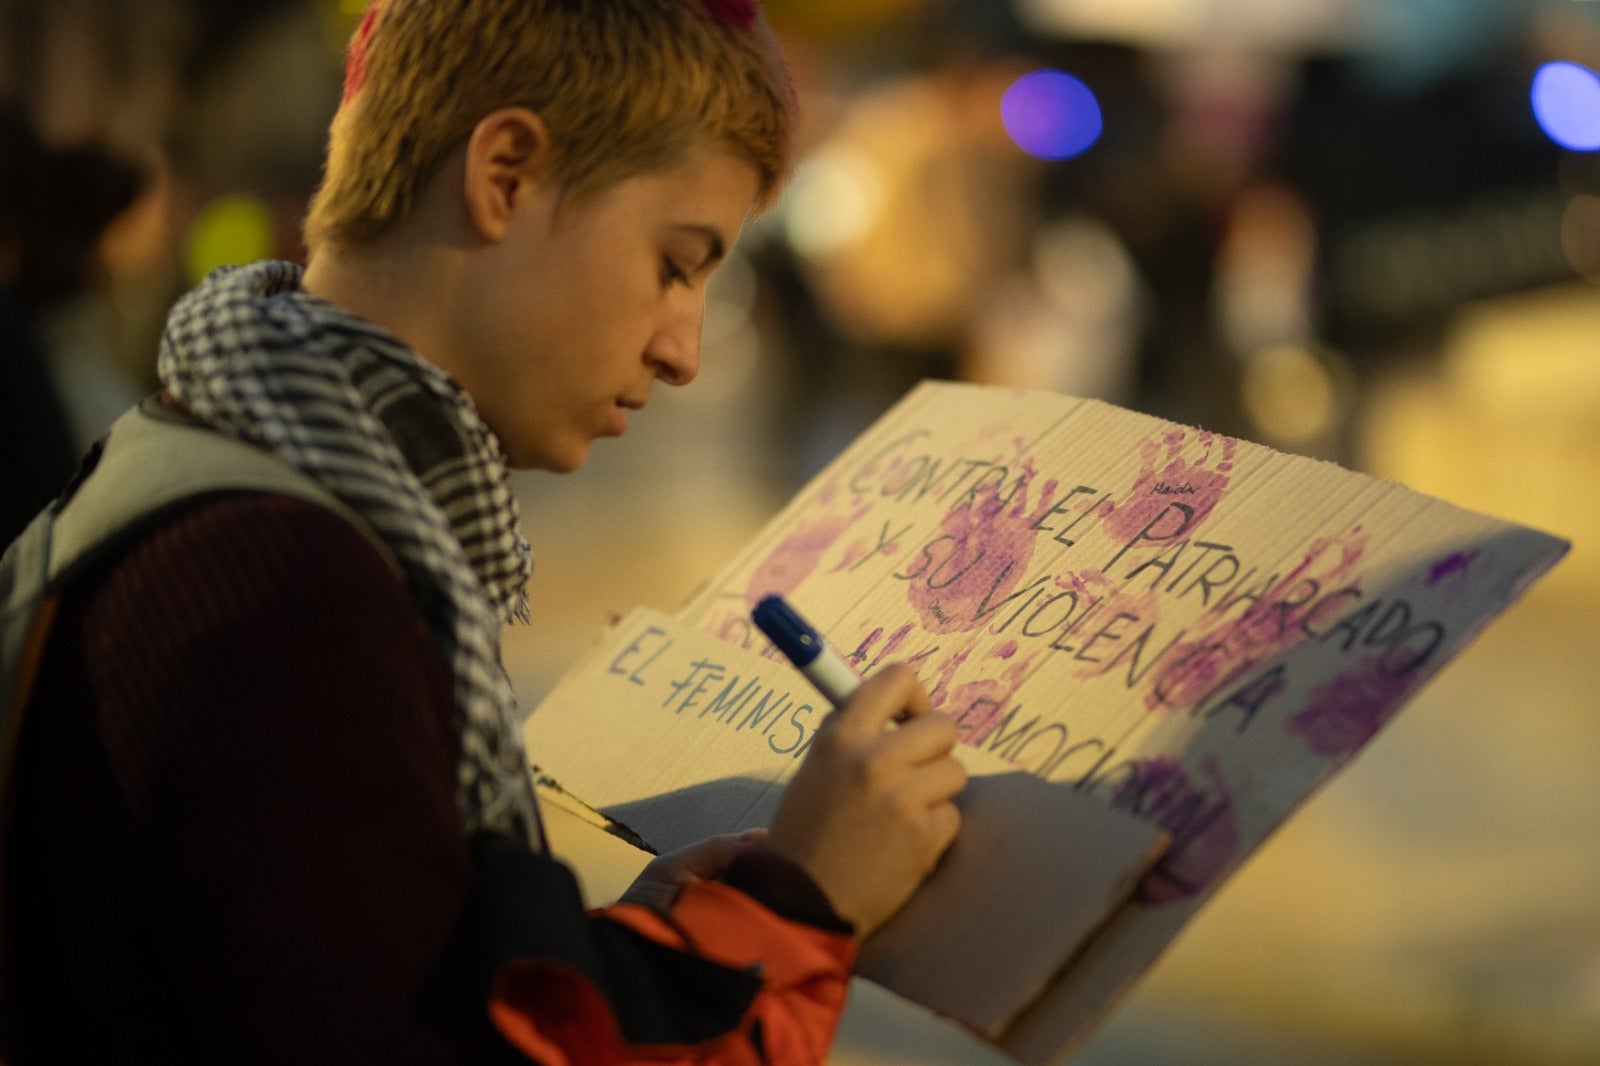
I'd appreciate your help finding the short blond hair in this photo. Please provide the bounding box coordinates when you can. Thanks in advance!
[305,0,796,248]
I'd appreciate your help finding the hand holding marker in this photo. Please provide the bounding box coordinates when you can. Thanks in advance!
[752,594,861,708]
[753,592,966,935]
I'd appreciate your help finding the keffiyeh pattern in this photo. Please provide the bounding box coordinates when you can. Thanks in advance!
[159,260,543,846]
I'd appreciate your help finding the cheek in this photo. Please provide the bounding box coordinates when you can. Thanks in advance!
[515,282,595,363]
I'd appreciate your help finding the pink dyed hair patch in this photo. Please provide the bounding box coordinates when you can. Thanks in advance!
[342,2,383,107]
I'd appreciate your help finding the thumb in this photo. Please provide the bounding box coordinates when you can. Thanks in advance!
[678,828,766,879]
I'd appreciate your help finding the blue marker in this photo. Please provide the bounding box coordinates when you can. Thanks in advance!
[752,594,861,708]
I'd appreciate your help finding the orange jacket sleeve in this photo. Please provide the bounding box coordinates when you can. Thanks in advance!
[487,879,857,1065]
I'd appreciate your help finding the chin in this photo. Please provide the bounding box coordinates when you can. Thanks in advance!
[515,441,590,474]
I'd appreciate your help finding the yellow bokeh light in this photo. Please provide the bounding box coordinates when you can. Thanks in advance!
[1241,344,1338,445]
[186,194,275,285]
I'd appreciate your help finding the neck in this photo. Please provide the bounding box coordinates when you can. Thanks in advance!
[302,237,461,369]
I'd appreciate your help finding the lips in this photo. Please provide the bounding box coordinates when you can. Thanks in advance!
[606,396,645,437]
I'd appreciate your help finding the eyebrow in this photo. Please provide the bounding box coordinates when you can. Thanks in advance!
[673,223,727,269]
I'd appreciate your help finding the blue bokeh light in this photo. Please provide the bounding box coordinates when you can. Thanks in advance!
[1532,61,1600,152]
[1002,70,1103,162]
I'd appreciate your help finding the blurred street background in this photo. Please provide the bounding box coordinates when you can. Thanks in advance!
[4,0,1599,1062]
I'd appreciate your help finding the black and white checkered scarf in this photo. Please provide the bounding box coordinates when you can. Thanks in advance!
[159,260,544,848]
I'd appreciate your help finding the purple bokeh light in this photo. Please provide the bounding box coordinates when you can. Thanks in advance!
[1002,69,1103,161]
[1532,61,1600,153]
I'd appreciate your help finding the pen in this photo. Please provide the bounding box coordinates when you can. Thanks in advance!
[751,594,861,708]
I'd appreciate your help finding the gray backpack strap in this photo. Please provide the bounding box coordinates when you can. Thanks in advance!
[51,400,400,583]
[0,508,54,746]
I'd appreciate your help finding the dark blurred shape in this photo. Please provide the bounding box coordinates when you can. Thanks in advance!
[1,0,300,100]
[177,0,309,81]
[1290,53,1569,356]
[0,103,146,545]
[0,282,76,550]
[0,104,147,312]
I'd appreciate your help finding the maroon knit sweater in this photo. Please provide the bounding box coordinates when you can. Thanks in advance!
[10,493,484,1061]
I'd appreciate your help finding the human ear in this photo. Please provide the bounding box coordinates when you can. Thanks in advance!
[461,106,552,243]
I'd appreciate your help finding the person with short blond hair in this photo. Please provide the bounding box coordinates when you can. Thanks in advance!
[2,2,966,1062]
[306,0,795,248]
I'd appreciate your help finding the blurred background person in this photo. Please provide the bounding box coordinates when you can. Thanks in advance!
[0,103,88,546]
[0,0,339,544]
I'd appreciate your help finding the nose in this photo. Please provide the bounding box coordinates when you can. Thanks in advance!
[645,296,704,387]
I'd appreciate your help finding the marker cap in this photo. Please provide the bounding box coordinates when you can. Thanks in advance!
[752,594,823,666]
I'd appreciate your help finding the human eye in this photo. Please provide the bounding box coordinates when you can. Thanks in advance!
[660,256,691,289]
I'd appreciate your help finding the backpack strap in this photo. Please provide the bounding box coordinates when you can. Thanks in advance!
[0,511,54,765]
[51,397,400,586]
[0,398,401,1053]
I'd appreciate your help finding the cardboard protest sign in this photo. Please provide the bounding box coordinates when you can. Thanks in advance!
[528,609,1170,1038]
[525,381,1568,1063]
